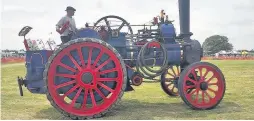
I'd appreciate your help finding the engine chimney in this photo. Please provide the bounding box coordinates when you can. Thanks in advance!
[178,0,192,43]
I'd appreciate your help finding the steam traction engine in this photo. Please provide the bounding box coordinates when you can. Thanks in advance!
[17,0,226,119]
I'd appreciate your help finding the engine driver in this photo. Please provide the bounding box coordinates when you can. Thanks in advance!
[98,26,109,41]
[160,9,166,23]
[56,6,78,44]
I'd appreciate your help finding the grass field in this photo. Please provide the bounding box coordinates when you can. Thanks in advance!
[1,60,254,120]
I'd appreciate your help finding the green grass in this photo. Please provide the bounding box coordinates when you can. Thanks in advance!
[1,60,254,120]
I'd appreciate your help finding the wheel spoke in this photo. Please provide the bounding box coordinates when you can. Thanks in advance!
[208,82,218,86]
[189,89,197,95]
[58,62,76,72]
[186,85,196,89]
[55,73,76,79]
[93,50,103,67]
[166,82,173,87]
[206,75,215,83]
[165,78,175,81]
[191,70,198,81]
[98,82,114,93]
[118,22,125,31]
[55,80,76,89]
[172,85,175,92]
[170,66,177,76]
[99,68,117,75]
[198,67,202,80]
[186,77,197,84]
[202,91,205,104]
[67,53,82,71]
[207,87,217,94]
[95,88,106,100]
[185,85,195,91]
[86,47,93,69]
[61,85,79,99]
[204,90,212,100]
[203,69,209,79]
[90,89,97,107]
[186,89,197,100]
[104,18,111,31]
[70,88,82,108]
[98,77,118,82]
[167,72,175,77]
[77,47,85,67]
[176,66,180,75]
[95,59,111,71]
[81,89,89,109]
[194,88,200,103]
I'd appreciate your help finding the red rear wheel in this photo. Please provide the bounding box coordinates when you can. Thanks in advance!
[178,62,225,109]
[44,38,127,119]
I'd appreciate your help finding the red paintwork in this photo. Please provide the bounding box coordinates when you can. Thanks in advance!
[47,42,124,116]
[132,75,143,86]
[183,65,225,109]
[147,41,161,48]
[134,41,161,48]
[57,21,70,34]
[1,57,25,64]
[153,17,158,25]
[23,39,29,51]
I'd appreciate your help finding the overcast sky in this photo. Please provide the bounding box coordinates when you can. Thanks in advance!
[1,0,254,50]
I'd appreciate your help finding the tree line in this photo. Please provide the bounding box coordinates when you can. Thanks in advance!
[202,35,254,56]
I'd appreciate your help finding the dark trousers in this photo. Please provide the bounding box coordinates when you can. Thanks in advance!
[161,17,164,23]
[61,36,72,43]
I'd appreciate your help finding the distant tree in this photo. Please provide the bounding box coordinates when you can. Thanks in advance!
[202,35,233,55]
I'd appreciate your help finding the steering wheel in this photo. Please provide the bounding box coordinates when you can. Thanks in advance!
[93,15,134,41]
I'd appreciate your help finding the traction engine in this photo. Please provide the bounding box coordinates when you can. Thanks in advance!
[17,0,226,119]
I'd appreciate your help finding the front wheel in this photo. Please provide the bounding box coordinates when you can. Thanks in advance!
[178,62,226,110]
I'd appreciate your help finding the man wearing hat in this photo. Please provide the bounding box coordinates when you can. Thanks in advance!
[56,6,78,43]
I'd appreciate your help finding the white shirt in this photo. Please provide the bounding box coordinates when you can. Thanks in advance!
[56,15,77,36]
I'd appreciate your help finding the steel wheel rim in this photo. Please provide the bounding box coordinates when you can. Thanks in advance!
[47,41,124,116]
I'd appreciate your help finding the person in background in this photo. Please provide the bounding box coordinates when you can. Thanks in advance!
[160,9,165,23]
[56,6,78,43]
[165,15,169,23]
[153,17,159,26]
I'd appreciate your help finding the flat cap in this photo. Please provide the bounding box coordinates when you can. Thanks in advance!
[65,6,76,11]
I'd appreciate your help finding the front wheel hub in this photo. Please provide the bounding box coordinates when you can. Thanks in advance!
[200,82,208,90]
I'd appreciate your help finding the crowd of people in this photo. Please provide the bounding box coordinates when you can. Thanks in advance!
[1,50,25,59]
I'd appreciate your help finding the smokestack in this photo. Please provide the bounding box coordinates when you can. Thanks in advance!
[178,0,192,42]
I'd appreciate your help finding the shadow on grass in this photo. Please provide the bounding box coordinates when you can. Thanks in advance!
[35,99,241,120]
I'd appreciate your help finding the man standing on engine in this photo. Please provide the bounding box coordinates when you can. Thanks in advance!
[56,6,78,43]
